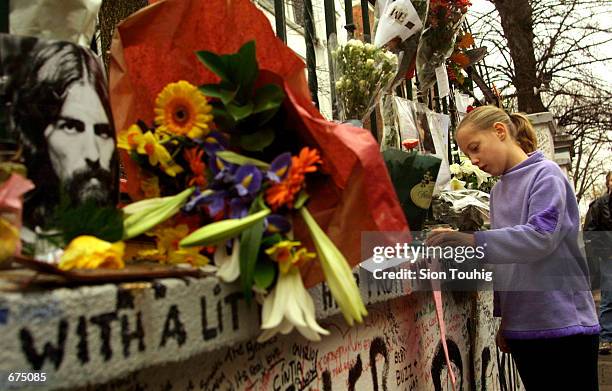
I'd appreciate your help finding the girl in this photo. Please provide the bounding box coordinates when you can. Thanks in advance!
[426,106,599,390]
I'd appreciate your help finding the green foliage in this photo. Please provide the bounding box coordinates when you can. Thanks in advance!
[51,196,124,246]
[196,41,285,151]
[253,257,277,290]
[215,150,270,169]
[254,233,283,291]
[239,198,266,303]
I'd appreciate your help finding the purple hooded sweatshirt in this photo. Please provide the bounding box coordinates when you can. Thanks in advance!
[474,151,599,340]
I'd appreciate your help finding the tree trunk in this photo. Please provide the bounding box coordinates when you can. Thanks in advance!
[492,0,546,113]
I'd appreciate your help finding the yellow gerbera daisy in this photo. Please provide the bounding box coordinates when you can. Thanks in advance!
[154,80,213,140]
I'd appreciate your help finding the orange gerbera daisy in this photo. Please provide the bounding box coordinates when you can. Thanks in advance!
[154,81,213,139]
[265,147,322,210]
[184,147,207,187]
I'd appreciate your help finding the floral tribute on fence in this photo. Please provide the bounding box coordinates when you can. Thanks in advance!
[446,31,475,89]
[416,0,471,92]
[331,38,398,124]
[44,0,409,341]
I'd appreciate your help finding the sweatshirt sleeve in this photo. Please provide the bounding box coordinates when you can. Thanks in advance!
[474,174,569,264]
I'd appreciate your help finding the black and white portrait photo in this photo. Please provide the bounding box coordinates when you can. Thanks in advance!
[0,34,118,230]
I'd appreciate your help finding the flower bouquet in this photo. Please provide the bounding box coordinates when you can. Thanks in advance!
[416,0,471,92]
[446,31,474,90]
[448,156,496,193]
[373,0,429,89]
[330,37,398,123]
[105,0,409,341]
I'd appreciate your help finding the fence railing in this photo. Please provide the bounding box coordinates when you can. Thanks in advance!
[266,0,466,156]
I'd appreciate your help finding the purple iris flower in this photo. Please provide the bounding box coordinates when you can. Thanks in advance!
[184,188,227,217]
[204,191,228,217]
[183,187,206,212]
[264,214,291,234]
[234,164,262,197]
[210,155,237,184]
[203,132,228,156]
[266,152,292,183]
[229,198,249,219]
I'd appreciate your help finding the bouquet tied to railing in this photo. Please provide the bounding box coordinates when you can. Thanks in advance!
[415,0,471,92]
[330,36,398,125]
[91,0,409,341]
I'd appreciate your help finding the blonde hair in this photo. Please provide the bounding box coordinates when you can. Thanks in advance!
[457,106,538,153]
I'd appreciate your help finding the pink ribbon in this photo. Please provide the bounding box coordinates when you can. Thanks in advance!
[433,290,457,391]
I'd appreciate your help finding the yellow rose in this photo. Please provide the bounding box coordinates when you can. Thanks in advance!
[59,236,125,270]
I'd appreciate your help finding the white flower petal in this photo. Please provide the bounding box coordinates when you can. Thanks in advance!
[296,325,323,341]
[257,328,278,343]
[258,265,328,341]
[214,240,240,282]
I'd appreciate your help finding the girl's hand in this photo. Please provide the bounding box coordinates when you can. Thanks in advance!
[425,229,476,248]
[496,327,510,353]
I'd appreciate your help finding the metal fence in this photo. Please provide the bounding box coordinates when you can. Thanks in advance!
[267,0,468,159]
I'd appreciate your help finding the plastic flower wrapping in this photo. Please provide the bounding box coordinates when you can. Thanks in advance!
[432,189,490,231]
[0,164,34,263]
[373,0,429,89]
[105,0,409,340]
[330,37,398,123]
[415,0,471,92]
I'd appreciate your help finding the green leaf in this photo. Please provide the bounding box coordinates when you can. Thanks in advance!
[252,84,285,114]
[196,50,232,82]
[226,102,254,122]
[239,215,265,303]
[216,150,270,169]
[211,105,236,130]
[236,41,258,97]
[253,257,277,290]
[260,233,283,247]
[199,84,237,105]
[180,208,270,247]
[238,127,275,152]
[294,191,310,209]
[52,198,124,245]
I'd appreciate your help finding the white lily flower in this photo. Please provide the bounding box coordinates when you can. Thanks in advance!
[213,239,240,283]
[258,267,329,342]
[450,177,467,191]
[472,166,491,186]
[300,207,367,326]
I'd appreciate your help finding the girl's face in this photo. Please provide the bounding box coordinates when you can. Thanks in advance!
[456,123,510,176]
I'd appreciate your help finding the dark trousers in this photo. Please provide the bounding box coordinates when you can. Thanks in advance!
[507,334,599,390]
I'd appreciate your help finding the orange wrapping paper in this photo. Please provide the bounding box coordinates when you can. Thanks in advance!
[108,0,409,287]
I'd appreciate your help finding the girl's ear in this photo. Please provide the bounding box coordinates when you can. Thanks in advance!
[493,122,507,141]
